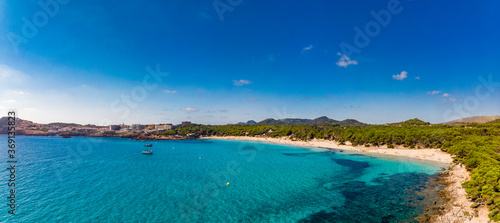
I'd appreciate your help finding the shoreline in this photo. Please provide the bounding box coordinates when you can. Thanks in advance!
[200,136,454,164]
[14,134,492,222]
[429,166,492,223]
[200,136,491,223]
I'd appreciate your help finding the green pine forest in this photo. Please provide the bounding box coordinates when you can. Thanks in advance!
[159,119,500,221]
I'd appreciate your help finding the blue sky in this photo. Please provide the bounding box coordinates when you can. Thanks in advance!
[0,0,499,125]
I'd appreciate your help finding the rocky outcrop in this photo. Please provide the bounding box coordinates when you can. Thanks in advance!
[427,165,492,223]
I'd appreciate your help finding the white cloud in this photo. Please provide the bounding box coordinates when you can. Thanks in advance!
[164,90,177,94]
[181,107,199,111]
[392,71,408,81]
[301,45,314,53]
[4,90,28,95]
[248,97,257,101]
[336,53,358,68]
[415,76,420,80]
[449,98,456,102]
[427,91,441,95]
[233,79,252,86]
[442,93,451,97]
[11,90,26,95]
[2,99,16,104]
[0,64,28,81]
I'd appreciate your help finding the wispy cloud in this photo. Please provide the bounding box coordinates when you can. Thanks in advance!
[427,90,441,95]
[2,99,17,104]
[0,64,28,81]
[415,76,420,80]
[336,53,358,68]
[301,45,314,53]
[233,79,252,86]
[441,95,457,104]
[181,107,199,111]
[164,90,177,94]
[10,90,27,95]
[248,97,257,101]
[392,71,408,81]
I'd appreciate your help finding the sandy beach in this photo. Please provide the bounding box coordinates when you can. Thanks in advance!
[201,136,454,164]
[200,136,491,223]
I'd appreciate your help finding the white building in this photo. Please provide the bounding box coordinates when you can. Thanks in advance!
[156,124,172,130]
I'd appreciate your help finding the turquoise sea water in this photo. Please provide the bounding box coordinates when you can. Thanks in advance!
[0,136,447,222]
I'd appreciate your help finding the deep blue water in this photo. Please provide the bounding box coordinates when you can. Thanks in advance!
[0,136,447,222]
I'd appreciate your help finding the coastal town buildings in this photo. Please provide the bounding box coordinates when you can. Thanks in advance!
[156,124,172,130]
[0,117,192,136]
[130,124,146,130]
[109,125,121,131]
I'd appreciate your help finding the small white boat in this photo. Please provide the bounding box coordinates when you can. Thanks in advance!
[142,150,153,155]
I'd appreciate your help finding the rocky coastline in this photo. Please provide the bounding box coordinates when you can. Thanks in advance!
[424,165,492,223]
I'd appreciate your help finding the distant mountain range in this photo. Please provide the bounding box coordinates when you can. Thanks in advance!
[237,116,367,126]
[237,120,257,125]
[445,115,500,124]
[2,115,499,130]
[236,115,500,126]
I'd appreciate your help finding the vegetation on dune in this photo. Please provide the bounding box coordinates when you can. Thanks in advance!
[160,121,500,221]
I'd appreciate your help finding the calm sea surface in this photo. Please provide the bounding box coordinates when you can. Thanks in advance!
[0,136,447,222]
